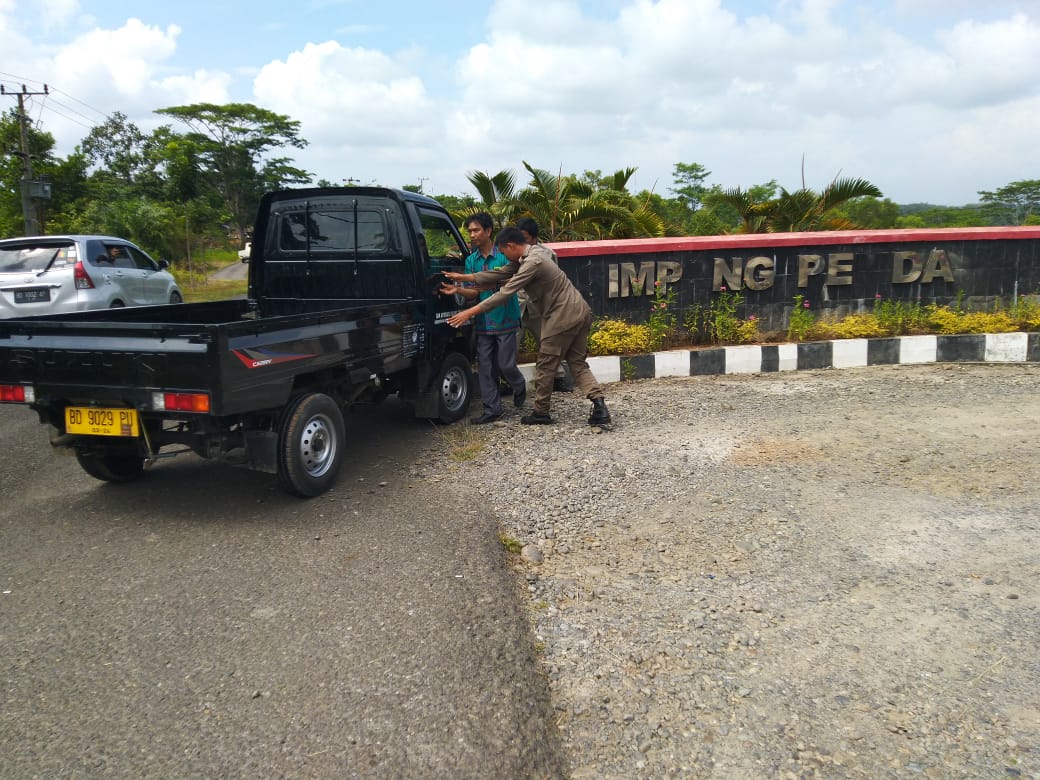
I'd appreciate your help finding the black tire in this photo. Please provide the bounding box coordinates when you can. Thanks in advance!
[276,393,345,497]
[110,300,125,308]
[75,450,145,483]
[169,290,183,304]
[434,352,473,423]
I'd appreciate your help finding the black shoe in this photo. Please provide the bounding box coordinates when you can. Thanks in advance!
[470,411,502,424]
[521,411,554,425]
[513,386,527,408]
[553,377,574,393]
[588,398,611,426]
[497,383,513,396]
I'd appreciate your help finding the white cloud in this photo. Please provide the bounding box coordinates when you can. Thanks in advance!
[445,0,1040,202]
[254,41,435,148]
[1,0,1038,203]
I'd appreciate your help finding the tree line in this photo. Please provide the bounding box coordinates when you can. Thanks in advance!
[2,101,1038,263]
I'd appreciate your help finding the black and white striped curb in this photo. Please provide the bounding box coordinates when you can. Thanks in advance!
[520,332,1040,383]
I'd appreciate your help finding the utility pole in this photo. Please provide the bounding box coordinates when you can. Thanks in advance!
[1,83,49,235]
[417,177,428,194]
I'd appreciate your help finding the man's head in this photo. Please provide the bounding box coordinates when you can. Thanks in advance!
[495,226,529,262]
[515,217,540,245]
[464,212,495,252]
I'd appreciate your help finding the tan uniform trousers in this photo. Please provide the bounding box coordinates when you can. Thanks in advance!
[533,314,603,415]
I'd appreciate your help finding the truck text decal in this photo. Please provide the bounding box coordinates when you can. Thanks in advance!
[232,347,314,369]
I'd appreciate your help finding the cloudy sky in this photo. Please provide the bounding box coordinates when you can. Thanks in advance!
[1,0,1037,205]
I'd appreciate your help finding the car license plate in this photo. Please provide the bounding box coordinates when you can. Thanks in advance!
[14,288,50,303]
[65,406,140,437]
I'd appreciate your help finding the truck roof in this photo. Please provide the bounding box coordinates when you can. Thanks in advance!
[262,186,444,210]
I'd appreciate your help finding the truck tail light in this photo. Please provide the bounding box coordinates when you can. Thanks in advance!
[73,261,94,290]
[0,384,34,403]
[153,391,210,412]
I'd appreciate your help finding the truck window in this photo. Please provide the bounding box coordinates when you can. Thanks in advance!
[278,208,396,257]
[417,209,467,267]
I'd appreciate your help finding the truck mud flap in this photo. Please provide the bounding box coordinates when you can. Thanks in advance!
[244,429,279,473]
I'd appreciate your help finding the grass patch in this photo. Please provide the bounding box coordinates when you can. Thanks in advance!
[181,279,248,303]
[440,424,486,462]
[498,531,523,555]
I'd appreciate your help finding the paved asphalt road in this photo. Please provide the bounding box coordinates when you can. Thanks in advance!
[0,401,563,778]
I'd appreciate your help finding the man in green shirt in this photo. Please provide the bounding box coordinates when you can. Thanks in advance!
[455,213,527,424]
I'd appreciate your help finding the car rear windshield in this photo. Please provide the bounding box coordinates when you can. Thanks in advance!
[0,242,78,273]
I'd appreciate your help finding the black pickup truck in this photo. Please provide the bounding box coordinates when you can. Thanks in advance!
[0,187,475,496]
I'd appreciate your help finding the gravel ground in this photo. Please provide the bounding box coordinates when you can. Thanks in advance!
[428,363,1040,779]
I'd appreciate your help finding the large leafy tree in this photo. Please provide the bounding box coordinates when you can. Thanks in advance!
[670,162,711,211]
[155,103,310,241]
[977,179,1040,225]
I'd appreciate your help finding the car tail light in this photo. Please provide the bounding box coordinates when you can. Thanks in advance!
[153,391,210,412]
[0,384,34,403]
[73,260,94,289]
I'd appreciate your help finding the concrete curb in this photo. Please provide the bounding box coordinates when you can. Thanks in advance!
[518,332,1040,384]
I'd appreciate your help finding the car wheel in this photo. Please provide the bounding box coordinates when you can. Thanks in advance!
[75,450,145,482]
[276,393,345,497]
[110,300,125,308]
[170,290,183,304]
[434,352,473,423]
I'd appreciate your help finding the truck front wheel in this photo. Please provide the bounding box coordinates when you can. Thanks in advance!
[277,393,345,497]
[435,352,473,423]
[75,450,145,483]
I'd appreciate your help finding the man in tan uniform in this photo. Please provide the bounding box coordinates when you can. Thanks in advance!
[515,217,573,393]
[444,227,611,426]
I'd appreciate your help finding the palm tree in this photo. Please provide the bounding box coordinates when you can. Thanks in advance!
[459,169,520,227]
[708,176,882,233]
[513,162,666,240]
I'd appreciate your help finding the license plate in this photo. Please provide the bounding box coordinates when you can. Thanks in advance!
[14,288,50,303]
[65,406,140,437]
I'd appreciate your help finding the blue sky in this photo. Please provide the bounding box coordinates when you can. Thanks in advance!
[1,0,1038,205]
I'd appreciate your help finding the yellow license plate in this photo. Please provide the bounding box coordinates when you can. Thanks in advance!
[65,406,140,437]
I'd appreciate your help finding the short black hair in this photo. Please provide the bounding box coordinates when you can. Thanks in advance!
[515,217,540,240]
[464,211,494,232]
[495,226,527,246]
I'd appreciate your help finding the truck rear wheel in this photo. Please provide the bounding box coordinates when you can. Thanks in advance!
[276,392,345,497]
[75,450,145,483]
[435,352,473,423]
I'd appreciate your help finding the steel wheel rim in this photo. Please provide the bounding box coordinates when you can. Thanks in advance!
[441,366,467,413]
[299,413,337,477]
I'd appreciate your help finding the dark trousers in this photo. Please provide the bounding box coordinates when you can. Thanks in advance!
[476,331,526,415]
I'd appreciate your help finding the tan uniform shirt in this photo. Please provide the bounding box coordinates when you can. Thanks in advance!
[517,242,558,320]
[472,244,591,343]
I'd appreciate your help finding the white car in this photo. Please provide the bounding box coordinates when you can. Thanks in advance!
[0,235,183,318]
[238,242,252,262]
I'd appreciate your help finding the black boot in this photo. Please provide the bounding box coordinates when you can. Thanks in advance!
[588,397,611,426]
[521,411,554,425]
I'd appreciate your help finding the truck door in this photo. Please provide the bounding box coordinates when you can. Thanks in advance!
[413,205,471,352]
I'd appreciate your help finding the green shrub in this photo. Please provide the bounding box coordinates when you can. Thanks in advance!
[589,319,653,355]
[787,295,816,341]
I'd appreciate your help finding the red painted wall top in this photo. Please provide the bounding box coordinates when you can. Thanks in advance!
[546,226,1040,258]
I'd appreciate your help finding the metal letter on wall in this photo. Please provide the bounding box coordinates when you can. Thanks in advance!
[713,257,743,291]
[743,256,775,291]
[798,255,825,287]
[655,261,683,292]
[892,251,922,283]
[920,249,955,283]
[826,252,854,286]
[619,261,655,297]
[608,264,619,298]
